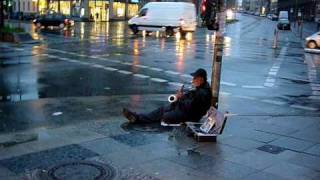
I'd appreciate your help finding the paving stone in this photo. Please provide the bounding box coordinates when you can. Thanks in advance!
[199,159,259,179]
[241,171,290,180]
[80,137,132,155]
[305,144,320,156]
[196,143,245,159]
[225,149,282,170]
[264,162,319,180]
[110,133,156,147]
[0,165,15,177]
[0,144,99,174]
[287,153,320,171]
[270,137,315,152]
[218,136,265,151]
[137,158,229,180]
[290,125,320,143]
[134,141,181,159]
[237,129,281,143]
[101,148,158,168]
[51,126,105,144]
[0,133,38,147]
[0,143,35,160]
[164,151,224,170]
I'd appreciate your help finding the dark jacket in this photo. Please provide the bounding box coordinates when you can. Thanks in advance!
[177,82,212,121]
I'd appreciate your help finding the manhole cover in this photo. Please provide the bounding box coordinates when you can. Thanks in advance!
[257,144,286,154]
[121,122,171,133]
[46,160,115,180]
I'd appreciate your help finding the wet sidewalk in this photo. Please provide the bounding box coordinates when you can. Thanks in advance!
[0,94,319,180]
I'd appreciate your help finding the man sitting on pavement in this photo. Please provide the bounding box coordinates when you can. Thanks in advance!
[122,68,212,124]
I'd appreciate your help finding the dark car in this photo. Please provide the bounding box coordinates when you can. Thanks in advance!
[277,18,290,30]
[34,11,74,29]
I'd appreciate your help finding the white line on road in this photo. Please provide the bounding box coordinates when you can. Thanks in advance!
[168,82,184,87]
[150,78,168,83]
[118,70,133,75]
[233,95,257,100]
[135,64,149,68]
[92,64,105,68]
[220,91,231,96]
[149,67,163,72]
[266,78,276,83]
[264,82,274,87]
[261,100,285,105]
[122,62,133,66]
[221,81,237,87]
[242,85,265,89]
[103,67,118,71]
[165,70,180,75]
[181,74,193,79]
[133,74,150,78]
[309,96,320,100]
[290,105,318,111]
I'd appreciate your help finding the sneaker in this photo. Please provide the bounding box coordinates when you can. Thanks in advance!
[122,108,138,123]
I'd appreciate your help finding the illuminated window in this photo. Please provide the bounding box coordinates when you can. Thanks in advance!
[32,1,36,12]
[113,2,125,17]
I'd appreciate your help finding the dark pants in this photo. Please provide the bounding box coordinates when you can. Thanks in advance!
[136,103,189,124]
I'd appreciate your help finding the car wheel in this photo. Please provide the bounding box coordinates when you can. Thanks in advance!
[307,41,317,49]
[59,23,65,29]
[131,25,139,35]
[166,27,174,36]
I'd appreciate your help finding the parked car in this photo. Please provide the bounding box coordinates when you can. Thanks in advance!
[33,11,74,29]
[277,11,290,30]
[267,13,278,21]
[23,13,37,20]
[128,2,196,36]
[305,32,320,49]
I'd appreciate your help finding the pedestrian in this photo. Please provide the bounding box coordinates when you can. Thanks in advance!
[95,13,99,20]
[122,68,212,124]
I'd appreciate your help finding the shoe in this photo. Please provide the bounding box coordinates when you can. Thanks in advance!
[122,108,137,123]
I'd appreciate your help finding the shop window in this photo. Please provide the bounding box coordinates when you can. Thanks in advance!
[32,1,36,11]
[28,1,30,11]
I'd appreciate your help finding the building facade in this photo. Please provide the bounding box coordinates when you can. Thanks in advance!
[12,0,140,21]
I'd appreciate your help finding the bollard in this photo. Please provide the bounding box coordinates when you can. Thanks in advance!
[272,29,278,49]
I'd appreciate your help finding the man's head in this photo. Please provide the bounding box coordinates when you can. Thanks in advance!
[190,68,207,87]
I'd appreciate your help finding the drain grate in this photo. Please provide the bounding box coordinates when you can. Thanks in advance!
[47,160,115,180]
[257,144,286,154]
[0,144,99,174]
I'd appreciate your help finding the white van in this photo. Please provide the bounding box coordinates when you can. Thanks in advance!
[277,11,290,30]
[128,2,197,36]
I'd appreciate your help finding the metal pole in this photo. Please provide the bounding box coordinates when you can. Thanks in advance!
[211,0,225,108]
[272,28,278,49]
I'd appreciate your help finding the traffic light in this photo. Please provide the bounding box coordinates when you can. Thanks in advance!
[202,0,221,31]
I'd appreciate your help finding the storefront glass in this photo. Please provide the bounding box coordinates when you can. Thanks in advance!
[128,4,138,18]
[113,2,125,17]
[49,1,71,15]
[89,1,109,21]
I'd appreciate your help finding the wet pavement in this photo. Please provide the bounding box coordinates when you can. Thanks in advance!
[0,14,320,179]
